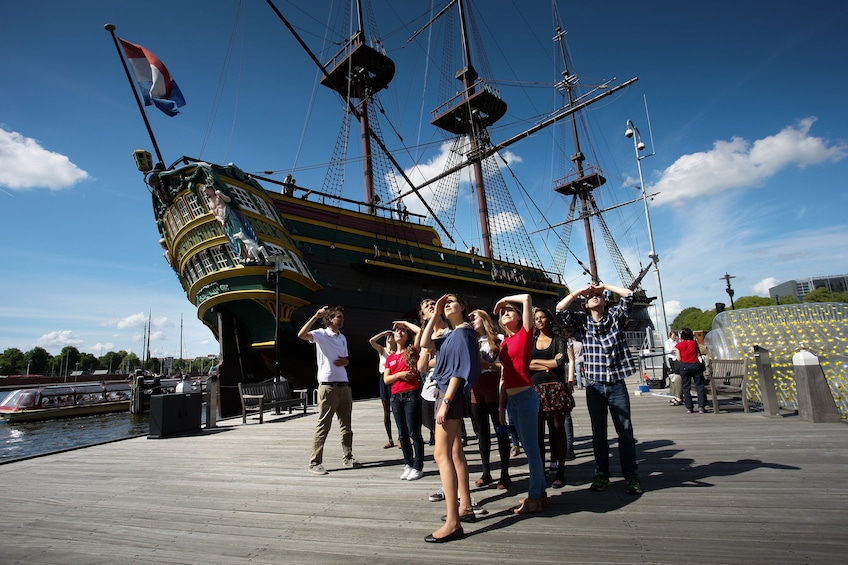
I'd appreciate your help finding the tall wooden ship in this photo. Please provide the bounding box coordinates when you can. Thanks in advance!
[120,0,653,415]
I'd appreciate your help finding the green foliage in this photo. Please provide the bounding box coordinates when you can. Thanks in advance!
[734,295,778,309]
[670,307,714,332]
[0,347,25,375]
[79,353,99,373]
[1,345,212,377]
[672,292,848,332]
[803,287,848,303]
[25,346,51,374]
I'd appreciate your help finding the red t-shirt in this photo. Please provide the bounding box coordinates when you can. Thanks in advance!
[385,351,420,394]
[675,340,700,364]
[500,326,533,390]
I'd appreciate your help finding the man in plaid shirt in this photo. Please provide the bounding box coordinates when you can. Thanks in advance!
[555,282,642,495]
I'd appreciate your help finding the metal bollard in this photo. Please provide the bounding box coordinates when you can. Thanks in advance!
[753,345,780,417]
[205,375,218,429]
[792,349,841,423]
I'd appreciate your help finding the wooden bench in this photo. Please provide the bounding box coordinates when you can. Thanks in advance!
[707,359,750,414]
[237,379,307,424]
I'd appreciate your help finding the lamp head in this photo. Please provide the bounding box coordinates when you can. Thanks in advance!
[637,141,646,151]
[624,127,634,139]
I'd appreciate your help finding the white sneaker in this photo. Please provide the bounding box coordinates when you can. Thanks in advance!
[400,465,412,480]
[428,488,445,502]
[405,468,423,481]
[342,457,362,468]
[471,499,488,516]
[308,464,328,475]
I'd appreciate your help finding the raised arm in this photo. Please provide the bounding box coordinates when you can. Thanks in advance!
[493,293,533,333]
[419,296,448,350]
[297,306,327,342]
[369,329,392,354]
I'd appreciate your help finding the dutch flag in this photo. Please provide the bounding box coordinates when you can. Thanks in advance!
[119,38,186,117]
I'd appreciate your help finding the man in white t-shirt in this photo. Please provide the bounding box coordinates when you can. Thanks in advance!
[298,305,360,475]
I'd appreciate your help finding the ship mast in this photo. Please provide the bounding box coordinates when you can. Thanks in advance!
[551,26,604,283]
[318,0,394,213]
[429,0,507,259]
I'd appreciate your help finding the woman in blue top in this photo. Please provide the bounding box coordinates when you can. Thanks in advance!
[419,294,480,543]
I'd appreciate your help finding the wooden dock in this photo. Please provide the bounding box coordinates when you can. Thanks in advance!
[2,387,846,564]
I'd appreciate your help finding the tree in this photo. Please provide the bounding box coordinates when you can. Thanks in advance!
[802,287,848,303]
[79,353,99,373]
[59,346,81,376]
[734,296,777,309]
[670,307,714,332]
[0,347,25,375]
[25,346,51,375]
[100,350,127,374]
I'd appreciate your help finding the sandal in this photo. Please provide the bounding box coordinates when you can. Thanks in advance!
[552,479,565,489]
[475,476,494,487]
[496,478,512,490]
[510,446,521,457]
[513,498,543,514]
[383,440,394,449]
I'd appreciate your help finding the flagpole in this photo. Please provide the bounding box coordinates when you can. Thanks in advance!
[104,23,165,167]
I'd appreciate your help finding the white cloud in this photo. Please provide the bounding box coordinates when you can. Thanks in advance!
[751,277,778,296]
[664,300,683,322]
[0,128,89,190]
[109,312,148,330]
[649,118,847,206]
[90,342,115,353]
[36,330,84,349]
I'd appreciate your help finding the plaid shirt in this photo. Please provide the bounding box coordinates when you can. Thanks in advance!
[554,294,636,383]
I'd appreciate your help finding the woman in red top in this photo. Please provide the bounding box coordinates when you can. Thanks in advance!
[673,327,706,414]
[383,321,424,480]
[494,293,546,514]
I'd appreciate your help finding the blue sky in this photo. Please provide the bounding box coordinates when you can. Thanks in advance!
[2,0,847,361]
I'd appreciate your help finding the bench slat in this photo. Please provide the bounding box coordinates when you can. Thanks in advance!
[238,380,307,424]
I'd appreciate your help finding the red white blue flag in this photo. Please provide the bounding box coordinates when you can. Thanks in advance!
[119,38,186,117]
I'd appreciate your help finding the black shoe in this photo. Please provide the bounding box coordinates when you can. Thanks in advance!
[441,512,477,523]
[565,449,576,461]
[425,527,464,543]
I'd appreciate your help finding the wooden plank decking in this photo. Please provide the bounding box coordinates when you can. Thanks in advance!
[1,387,846,565]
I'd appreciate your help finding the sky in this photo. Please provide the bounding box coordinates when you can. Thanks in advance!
[2,0,847,361]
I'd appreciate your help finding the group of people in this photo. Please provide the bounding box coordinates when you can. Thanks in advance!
[296,281,644,544]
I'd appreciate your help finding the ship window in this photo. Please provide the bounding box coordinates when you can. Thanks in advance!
[255,197,277,221]
[177,199,191,224]
[165,211,179,236]
[200,251,214,274]
[210,246,229,270]
[227,185,259,214]
[187,193,204,217]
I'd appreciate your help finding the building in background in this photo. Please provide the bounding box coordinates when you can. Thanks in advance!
[769,274,848,301]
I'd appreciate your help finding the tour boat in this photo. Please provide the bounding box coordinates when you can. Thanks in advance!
[0,382,133,423]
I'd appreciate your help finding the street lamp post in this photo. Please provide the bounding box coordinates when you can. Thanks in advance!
[625,119,668,344]
[267,255,283,384]
[720,272,736,310]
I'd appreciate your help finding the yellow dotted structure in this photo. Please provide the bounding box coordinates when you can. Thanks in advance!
[704,303,848,418]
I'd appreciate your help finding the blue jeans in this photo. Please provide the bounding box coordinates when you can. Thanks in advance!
[391,391,424,471]
[585,380,638,479]
[507,387,545,499]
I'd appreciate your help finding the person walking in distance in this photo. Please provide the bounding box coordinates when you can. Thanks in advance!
[555,283,643,496]
[298,305,361,475]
